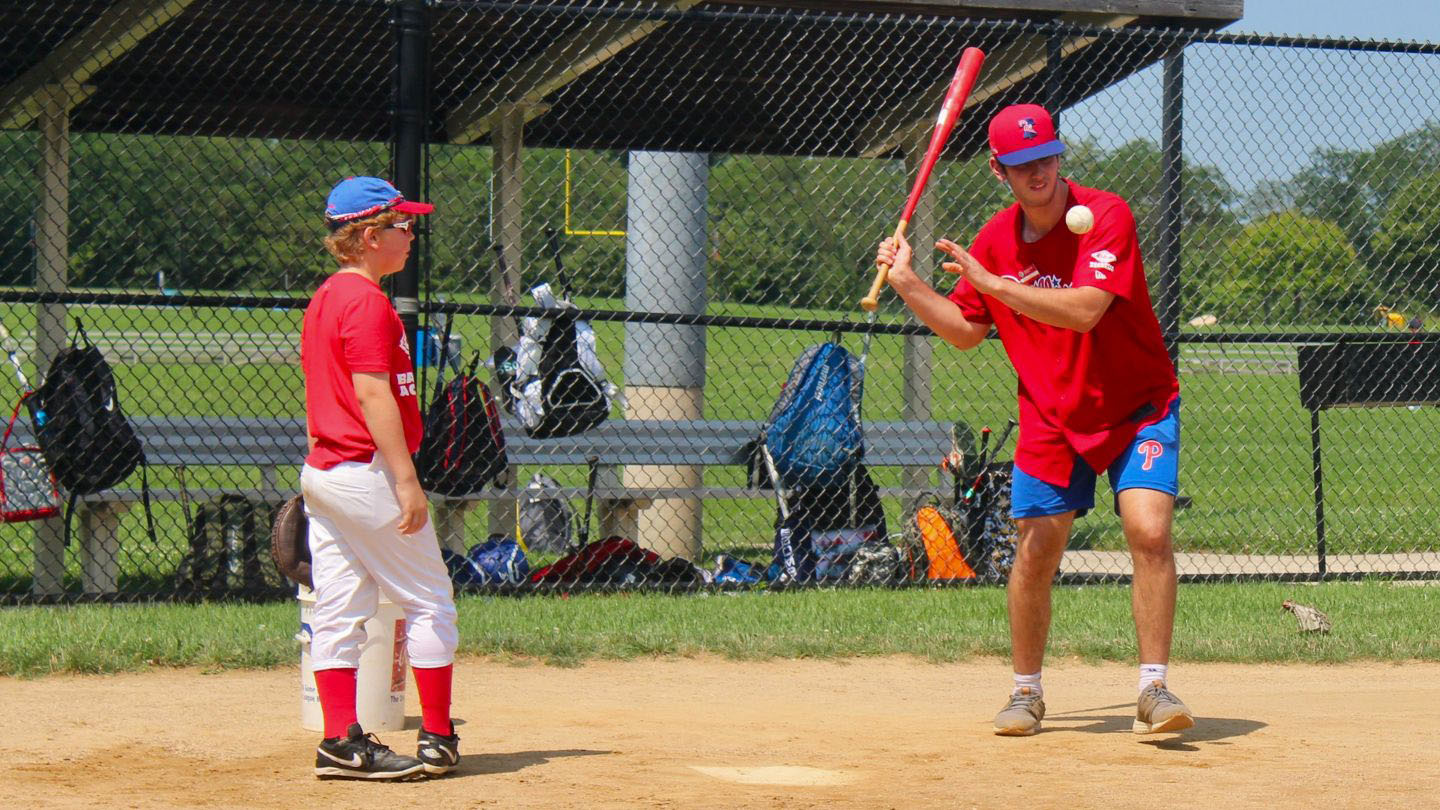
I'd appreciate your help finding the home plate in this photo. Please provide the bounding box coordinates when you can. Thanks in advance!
[689,766,857,786]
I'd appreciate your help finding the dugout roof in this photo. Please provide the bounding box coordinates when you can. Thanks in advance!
[1,0,1242,158]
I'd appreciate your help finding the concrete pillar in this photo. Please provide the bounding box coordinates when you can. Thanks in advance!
[32,85,71,596]
[433,499,475,555]
[487,103,525,541]
[623,387,702,558]
[623,151,708,560]
[594,464,642,541]
[80,501,128,595]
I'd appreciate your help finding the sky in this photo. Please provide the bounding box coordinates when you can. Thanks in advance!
[1226,0,1440,40]
[1063,0,1440,195]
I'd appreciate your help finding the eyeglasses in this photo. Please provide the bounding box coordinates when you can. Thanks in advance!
[386,219,415,233]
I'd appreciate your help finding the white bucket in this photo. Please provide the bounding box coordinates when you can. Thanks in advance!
[297,586,408,732]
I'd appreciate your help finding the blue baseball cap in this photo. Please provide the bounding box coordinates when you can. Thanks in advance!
[324,176,434,229]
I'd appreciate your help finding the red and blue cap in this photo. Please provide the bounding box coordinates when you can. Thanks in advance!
[324,176,434,229]
[988,104,1066,166]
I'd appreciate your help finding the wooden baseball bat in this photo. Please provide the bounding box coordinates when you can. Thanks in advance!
[861,47,986,312]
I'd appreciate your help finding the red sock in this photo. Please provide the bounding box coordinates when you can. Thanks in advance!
[313,667,358,739]
[411,664,454,736]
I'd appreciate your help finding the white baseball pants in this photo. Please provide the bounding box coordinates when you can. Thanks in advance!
[301,457,458,670]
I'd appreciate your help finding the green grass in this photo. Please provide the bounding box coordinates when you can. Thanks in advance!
[1,296,1437,595]
[0,581,1435,677]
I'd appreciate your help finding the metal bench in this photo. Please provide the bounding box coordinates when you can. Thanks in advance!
[15,416,954,594]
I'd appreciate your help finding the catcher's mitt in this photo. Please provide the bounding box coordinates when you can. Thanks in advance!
[270,494,313,590]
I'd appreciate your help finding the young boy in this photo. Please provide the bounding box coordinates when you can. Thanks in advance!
[300,176,461,778]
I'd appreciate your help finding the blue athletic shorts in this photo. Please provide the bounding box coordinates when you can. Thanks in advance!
[1011,398,1180,519]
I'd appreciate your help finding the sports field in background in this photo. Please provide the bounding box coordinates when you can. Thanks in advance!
[1,296,1437,593]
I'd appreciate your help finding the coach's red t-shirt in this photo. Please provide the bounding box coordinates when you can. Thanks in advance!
[301,272,422,470]
[948,179,1178,486]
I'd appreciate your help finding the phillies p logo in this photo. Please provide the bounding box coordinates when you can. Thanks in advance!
[1137,440,1164,471]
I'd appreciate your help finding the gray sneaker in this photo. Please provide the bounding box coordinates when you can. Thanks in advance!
[993,686,1045,736]
[1133,680,1195,734]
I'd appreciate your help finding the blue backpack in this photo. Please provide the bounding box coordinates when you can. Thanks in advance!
[761,342,864,489]
[442,535,530,586]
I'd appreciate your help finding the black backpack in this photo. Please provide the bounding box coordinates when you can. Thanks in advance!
[491,233,614,440]
[415,344,509,497]
[32,320,154,544]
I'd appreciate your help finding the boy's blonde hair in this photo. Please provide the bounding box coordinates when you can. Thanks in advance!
[323,209,409,264]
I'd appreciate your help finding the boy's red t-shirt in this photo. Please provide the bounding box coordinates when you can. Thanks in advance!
[301,272,422,470]
[947,179,1179,486]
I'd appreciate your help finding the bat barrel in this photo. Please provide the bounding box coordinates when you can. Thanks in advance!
[858,47,984,311]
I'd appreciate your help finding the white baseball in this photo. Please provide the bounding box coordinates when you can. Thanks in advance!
[1065,205,1094,235]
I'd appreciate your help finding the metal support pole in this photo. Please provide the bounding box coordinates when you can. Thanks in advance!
[1158,50,1185,370]
[624,151,709,560]
[391,0,427,354]
[1309,408,1327,576]
[32,85,70,596]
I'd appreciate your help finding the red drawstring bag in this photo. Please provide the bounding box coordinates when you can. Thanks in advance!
[0,393,61,523]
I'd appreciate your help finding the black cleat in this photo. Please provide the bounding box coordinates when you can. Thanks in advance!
[315,723,426,780]
[416,724,461,775]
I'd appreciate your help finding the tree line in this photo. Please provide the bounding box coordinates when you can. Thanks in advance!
[0,124,1435,326]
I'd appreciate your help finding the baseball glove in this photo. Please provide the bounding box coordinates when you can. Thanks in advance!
[269,494,313,590]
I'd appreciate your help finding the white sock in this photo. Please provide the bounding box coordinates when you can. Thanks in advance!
[1013,671,1042,698]
[1139,663,1168,693]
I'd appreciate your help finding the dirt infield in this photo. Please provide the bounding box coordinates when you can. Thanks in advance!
[4,658,1437,809]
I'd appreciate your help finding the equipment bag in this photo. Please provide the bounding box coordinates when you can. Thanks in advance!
[529,536,662,587]
[0,394,61,523]
[31,319,155,546]
[907,497,978,581]
[175,495,288,599]
[495,282,615,439]
[903,462,1019,583]
[415,324,510,496]
[845,539,904,586]
[491,232,617,440]
[443,534,530,587]
[769,462,886,583]
[467,534,531,585]
[962,461,1019,582]
[759,342,865,489]
[516,472,574,553]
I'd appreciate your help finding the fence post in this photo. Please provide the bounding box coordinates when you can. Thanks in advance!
[31,84,71,597]
[623,151,709,561]
[1309,407,1327,576]
[1157,48,1184,370]
[488,104,525,541]
[392,0,427,357]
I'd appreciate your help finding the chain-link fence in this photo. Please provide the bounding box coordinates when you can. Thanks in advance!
[1,1,1437,602]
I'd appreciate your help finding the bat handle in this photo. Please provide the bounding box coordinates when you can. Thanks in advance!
[860,221,909,312]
